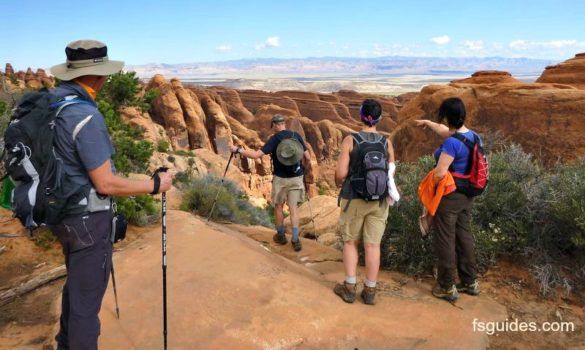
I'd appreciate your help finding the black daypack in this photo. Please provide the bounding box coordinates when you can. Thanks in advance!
[348,132,389,202]
[2,89,92,230]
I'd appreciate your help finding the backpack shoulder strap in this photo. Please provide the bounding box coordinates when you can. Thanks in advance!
[450,133,475,150]
[352,132,364,144]
[50,95,95,117]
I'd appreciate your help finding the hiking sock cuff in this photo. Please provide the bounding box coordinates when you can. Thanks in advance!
[365,279,377,288]
[277,225,285,235]
[292,227,300,241]
[345,276,357,284]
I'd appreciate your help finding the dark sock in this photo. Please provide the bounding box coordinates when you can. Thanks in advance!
[276,225,285,236]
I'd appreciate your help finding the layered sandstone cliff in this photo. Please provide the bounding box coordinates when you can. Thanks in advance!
[536,53,585,89]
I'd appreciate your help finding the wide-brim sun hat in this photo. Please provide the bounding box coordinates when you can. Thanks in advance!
[276,138,304,166]
[50,40,124,81]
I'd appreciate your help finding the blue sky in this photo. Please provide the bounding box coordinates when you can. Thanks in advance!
[2,0,585,68]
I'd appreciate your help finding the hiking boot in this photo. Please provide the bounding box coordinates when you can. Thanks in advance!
[432,284,459,302]
[456,280,480,296]
[291,238,302,252]
[334,282,357,303]
[273,233,287,245]
[361,285,377,305]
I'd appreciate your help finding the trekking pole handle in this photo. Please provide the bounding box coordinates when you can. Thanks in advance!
[152,166,169,178]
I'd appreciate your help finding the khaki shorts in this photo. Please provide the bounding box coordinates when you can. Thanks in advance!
[272,175,305,206]
[338,198,389,244]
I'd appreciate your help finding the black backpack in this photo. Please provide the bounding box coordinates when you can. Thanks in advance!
[2,89,91,230]
[348,132,389,202]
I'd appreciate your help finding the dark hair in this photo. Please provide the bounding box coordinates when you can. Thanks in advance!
[437,97,466,129]
[360,99,382,126]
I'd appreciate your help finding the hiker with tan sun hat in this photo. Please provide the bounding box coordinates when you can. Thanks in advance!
[46,40,173,349]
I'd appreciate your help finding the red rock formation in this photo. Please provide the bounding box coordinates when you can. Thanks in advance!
[226,115,263,149]
[452,71,521,85]
[119,106,172,149]
[395,92,419,105]
[146,75,190,150]
[299,116,326,160]
[239,90,300,114]
[24,68,42,89]
[4,64,14,76]
[274,90,320,101]
[210,86,255,125]
[317,93,340,103]
[393,82,585,166]
[170,79,212,150]
[536,53,585,89]
[252,104,300,140]
[317,120,342,159]
[199,95,233,156]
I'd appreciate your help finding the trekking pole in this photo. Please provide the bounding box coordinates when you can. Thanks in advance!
[207,152,235,222]
[111,264,120,319]
[304,181,318,236]
[152,166,169,350]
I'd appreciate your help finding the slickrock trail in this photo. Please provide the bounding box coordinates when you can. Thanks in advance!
[90,210,506,349]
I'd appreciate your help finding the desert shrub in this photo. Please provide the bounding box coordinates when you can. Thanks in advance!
[157,140,171,153]
[381,145,585,295]
[174,149,195,157]
[180,175,272,227]
[96,72,158,223]
[548,159,585,249]
[381,156,435,275]
[98,71,140,107]
[115,195,159,227]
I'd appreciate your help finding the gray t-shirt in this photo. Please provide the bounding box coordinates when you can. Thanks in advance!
[52,82,115,194]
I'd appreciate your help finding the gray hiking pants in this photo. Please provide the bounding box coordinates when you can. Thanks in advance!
[433,192,477,288]
[51,211,113,350]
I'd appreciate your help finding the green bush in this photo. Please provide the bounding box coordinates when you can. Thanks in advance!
[180,175,272,227]
[96,72,158,223]
[98,71,140,107]
[382,145,585,295]
[96,74,155,175]
[157,140,171,153]
[115,195,160,226]
[549,159,585,249]
[381,156,435,275]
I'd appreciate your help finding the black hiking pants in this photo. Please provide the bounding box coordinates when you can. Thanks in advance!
[433,192,477,288]
[51,211,113,350]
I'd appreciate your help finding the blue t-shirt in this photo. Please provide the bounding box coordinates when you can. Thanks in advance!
[434,130,481,174]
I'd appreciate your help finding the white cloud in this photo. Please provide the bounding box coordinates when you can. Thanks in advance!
[509,40,529,50]
[430,35,451,45]
[255,36,281,50]
[463,40,484,51]
[509,39,580,50]
[215,45,232,53]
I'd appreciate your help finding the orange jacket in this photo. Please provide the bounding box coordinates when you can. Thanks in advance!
[417,170,457,216]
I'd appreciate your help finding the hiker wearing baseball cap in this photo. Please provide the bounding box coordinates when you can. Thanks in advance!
[230,114,311,252]
[49,40,173,349]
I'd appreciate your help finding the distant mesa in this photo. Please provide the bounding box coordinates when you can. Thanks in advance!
[536,53,585,89]
[451,70,521,85]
